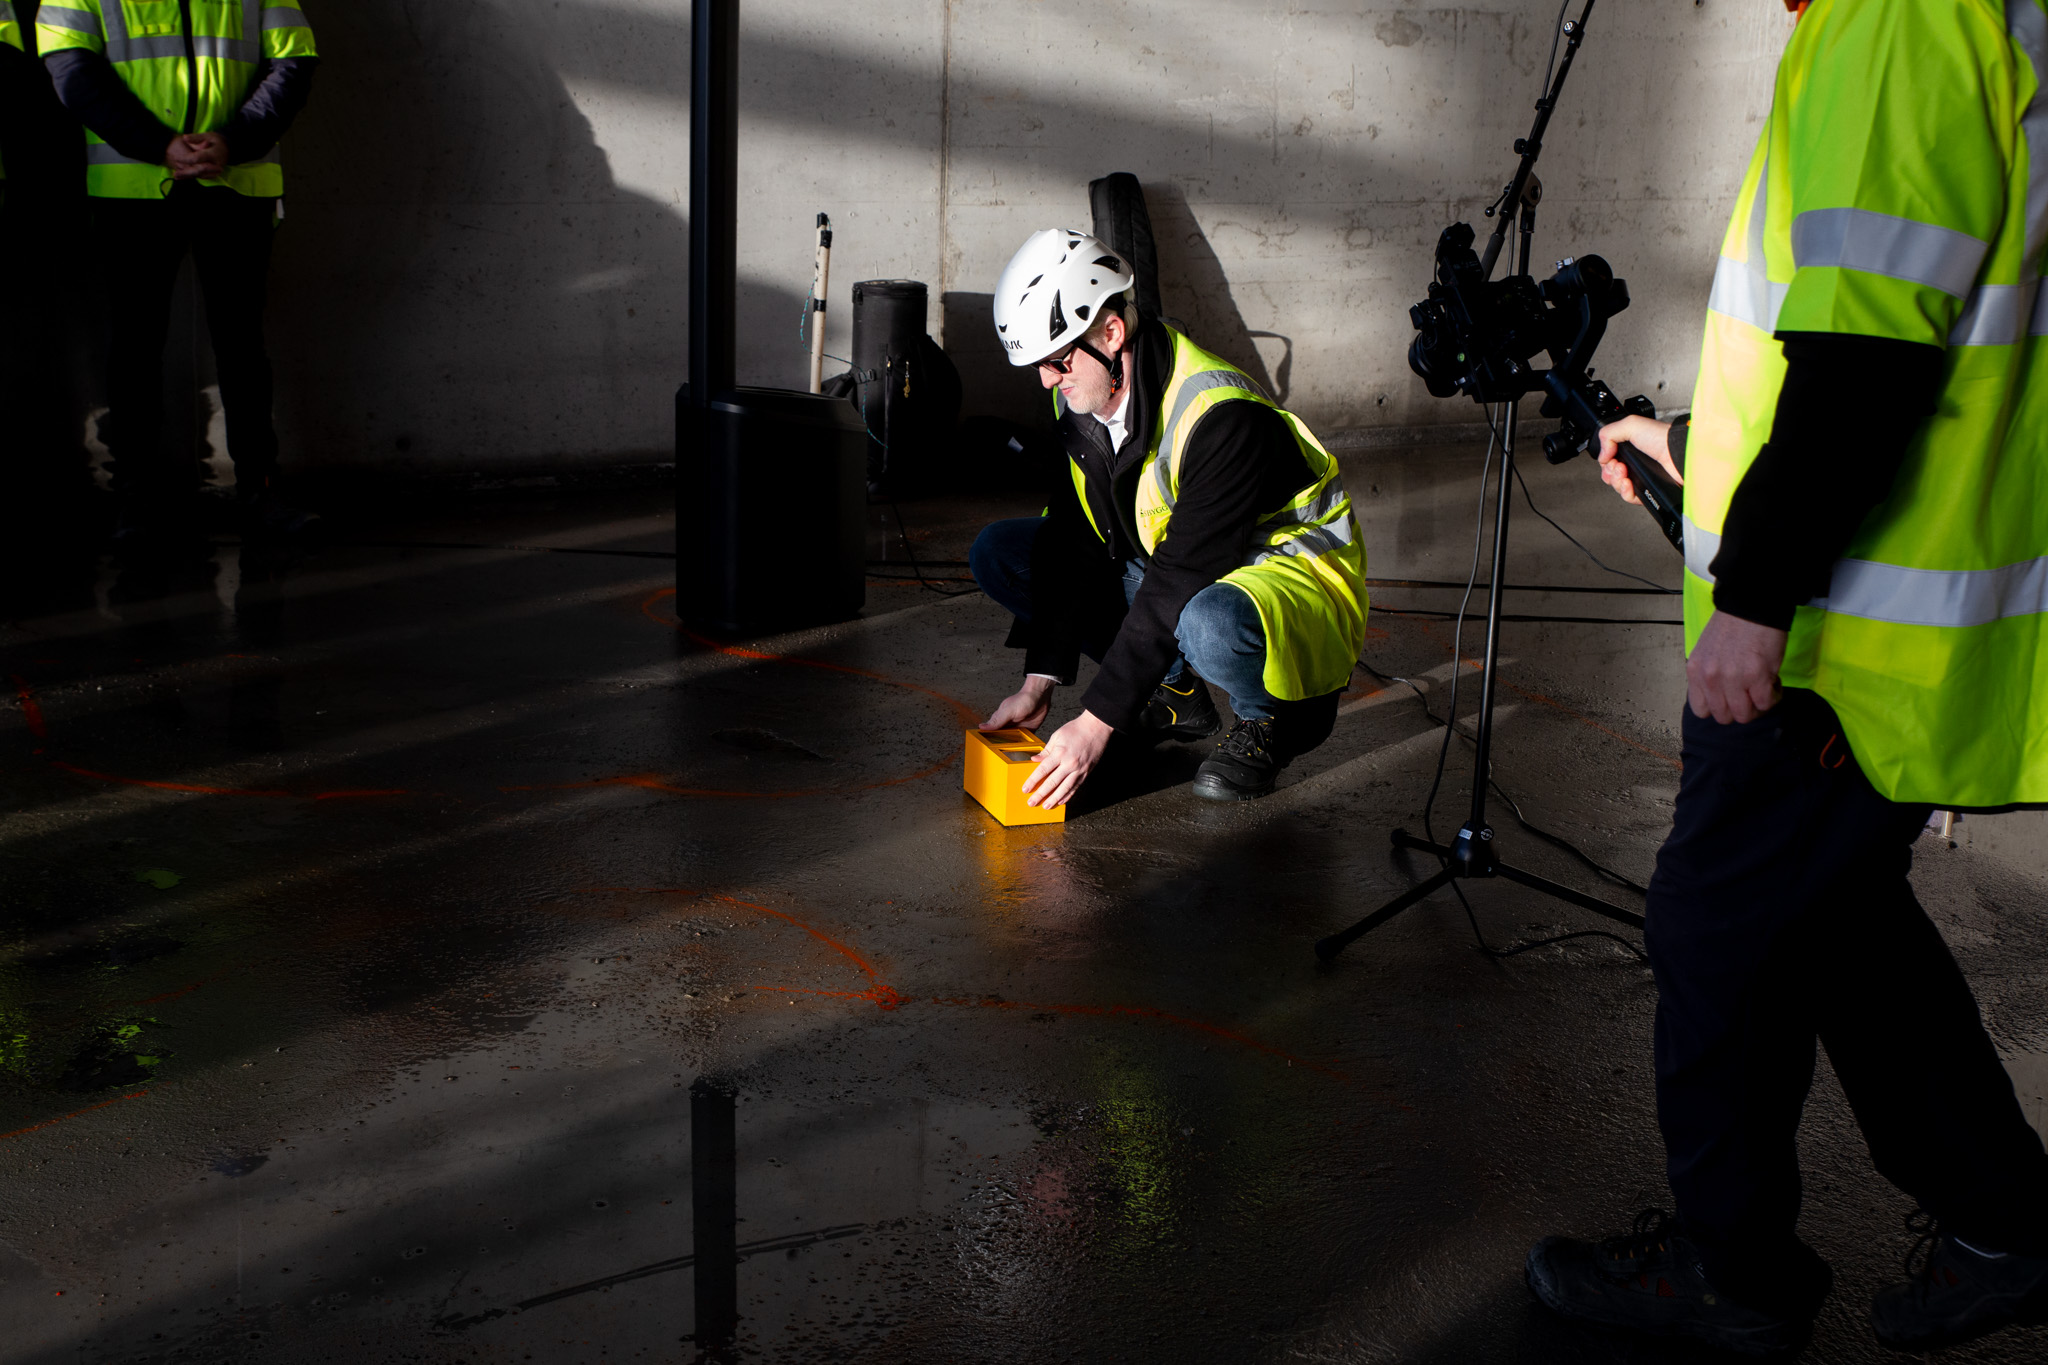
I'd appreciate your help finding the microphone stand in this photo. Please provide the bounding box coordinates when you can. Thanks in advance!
[1316,0,1645,963]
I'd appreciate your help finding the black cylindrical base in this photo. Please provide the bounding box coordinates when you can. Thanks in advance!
[677,386,866,634]
[849,279,931,490]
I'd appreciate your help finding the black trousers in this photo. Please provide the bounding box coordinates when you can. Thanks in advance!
[92,182,278,495]
[1648,687,2048,1316]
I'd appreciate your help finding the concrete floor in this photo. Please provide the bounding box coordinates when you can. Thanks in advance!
[4,446,2047,1364]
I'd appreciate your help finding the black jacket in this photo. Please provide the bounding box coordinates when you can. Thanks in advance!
[1013,320,1315,731]
[46,49,316,170]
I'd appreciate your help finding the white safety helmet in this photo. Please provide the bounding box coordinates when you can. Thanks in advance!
[991,228,1137,367]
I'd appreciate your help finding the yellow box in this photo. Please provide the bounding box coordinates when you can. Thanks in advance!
[963,728,1067,825]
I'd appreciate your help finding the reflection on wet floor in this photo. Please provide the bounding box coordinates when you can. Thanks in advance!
[2,480,2045,1363]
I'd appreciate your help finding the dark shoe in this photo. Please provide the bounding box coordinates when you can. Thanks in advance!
[238,490,323,540]
[1192,716,1280,801]
[1138,675,1220,742]
[1525,1210,1815,1358]
[1871,1212,2048,1352]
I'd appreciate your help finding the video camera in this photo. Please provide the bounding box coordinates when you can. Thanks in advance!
[1401,0,1683,554]
[1407,224,1682,550]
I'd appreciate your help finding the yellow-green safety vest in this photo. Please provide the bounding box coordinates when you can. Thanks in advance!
[1687,0,2048,809]
[0,2,22,185]
[1062,327,1371,701]
[35,0,316,199]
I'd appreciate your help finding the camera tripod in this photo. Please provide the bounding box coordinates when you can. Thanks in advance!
[1315,190,1646,963]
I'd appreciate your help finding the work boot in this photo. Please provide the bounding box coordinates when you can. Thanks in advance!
[1192,716,1281,801]
[1525,1210,1818,1358]
[1871,1212,2048,1351]
[1138,674,1220,742]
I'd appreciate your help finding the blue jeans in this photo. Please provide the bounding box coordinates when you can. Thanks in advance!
[968,516,1281,719]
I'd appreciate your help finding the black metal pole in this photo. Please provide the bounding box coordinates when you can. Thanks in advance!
[1479,0,1594,279]
[1464,409,1515,834]
[1463,197,1540,834]
[688,0,739,405]
[1314,187,1644,964]
[690,1074,739,1347]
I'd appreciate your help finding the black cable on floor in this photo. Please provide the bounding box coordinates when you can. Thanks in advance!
[1479,406,1677,595]
[1378,405,1649,965]
[1373,607,1681,627]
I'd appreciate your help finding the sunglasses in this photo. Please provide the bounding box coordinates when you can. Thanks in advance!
[1037,344,1082,376]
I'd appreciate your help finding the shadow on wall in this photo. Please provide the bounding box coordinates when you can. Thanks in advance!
[1146,179,1281,402]
[940,290,1045,430]
[269,0,788,478]
[939,180,1288,434]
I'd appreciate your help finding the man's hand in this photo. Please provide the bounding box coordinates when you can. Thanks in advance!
[1687,611,1789,724]
[980,676,1054,734]
[1596,415,1684,507]
[1020,709,1113,810]
[166,132,229,180]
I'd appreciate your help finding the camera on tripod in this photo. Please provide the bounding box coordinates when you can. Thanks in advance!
[1407,221,1683,550]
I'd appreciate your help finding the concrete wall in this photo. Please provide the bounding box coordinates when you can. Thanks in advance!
[9,1,1798,478]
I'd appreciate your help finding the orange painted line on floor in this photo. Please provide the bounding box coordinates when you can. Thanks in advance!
[0,1090,148,1143]
[502,755,953,802]
[516,587,970,802]
[591,886,1342,1076]
[1502,682,1681,769]
[45,759,412,801]
[710,894,907,1009]
[124,980,208,1007]
[47,760,294,797]
[638,587,981,728]
[1397,617,1678,767]
[11,675,47,739]
[580,886,907,1008]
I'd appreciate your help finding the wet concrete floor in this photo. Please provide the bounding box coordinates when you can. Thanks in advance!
[3,447,2047,1364]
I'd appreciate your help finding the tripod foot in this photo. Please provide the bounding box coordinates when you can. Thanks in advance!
[1315,864,1459,962]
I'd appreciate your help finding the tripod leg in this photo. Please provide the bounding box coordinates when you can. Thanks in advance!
[1315,865,1460,962]
[1391,828,1453,860]
[1492,859,1646,931]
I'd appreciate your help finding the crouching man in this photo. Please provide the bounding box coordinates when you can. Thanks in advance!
[970,229,1368,809]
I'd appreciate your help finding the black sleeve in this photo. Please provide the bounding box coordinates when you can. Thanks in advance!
[1008,470,1100,684]
[44,48,173,163]
[219,56,317,165]
[1667,413,1689,476]
[1709,332,1946,630]
[1079,402,1311,730]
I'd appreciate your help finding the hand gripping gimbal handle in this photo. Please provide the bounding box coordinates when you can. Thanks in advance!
[1613,442,1684,551]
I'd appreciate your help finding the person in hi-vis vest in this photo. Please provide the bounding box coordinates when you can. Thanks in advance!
[1527,1,2048,1356]
[0,3,23,197]
[969,229,1370,807]
[37,0,317,540]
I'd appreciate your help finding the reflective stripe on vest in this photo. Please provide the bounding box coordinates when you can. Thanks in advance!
[36,0,316,199]
[1058,326,1370,700]
[1686,0,2048,807]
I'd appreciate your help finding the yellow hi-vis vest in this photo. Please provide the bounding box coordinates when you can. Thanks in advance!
[0,3,21,186]
[35,0,316,199]
[1063,327,1371,701]
[1687,0,2048,809]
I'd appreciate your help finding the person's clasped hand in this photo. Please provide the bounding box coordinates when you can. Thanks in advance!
[1593,414,1787,725]
[165,131,229,180]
